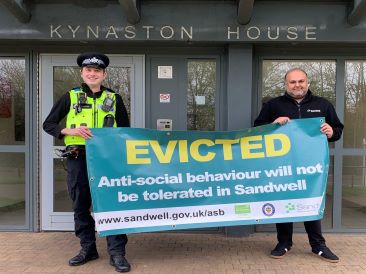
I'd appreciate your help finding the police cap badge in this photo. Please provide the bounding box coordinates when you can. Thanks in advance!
[77,52,110,69]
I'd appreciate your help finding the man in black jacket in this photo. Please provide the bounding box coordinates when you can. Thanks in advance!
[254,68,343,263]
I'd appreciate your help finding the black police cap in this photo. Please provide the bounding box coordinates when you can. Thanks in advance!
[77,52,110,69]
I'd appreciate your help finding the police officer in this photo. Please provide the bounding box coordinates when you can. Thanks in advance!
[254,68,343,263]
[43,52,131,272]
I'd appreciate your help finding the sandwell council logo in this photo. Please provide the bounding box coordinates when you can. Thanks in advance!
[262,203,275,216]
[285,202,296,213]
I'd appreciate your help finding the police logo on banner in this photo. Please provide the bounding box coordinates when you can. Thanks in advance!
[262,203,275,216]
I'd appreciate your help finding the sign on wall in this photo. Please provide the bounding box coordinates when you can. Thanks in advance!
[158,66,173,79]
[0,3,364,42]
[159,93,171,103]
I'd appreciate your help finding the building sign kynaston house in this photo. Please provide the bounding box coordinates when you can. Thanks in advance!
[50,25,318,41]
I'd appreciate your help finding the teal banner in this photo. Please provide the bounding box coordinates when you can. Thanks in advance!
[86,118,329,236]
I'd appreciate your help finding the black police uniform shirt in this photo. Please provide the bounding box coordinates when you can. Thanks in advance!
[254,90,344,142]
[43,83,130,139]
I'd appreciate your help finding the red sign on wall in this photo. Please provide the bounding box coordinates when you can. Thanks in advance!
[159,93,171,103]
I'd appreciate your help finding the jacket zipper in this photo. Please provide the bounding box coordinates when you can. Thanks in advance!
[93,95,97,128]
[297,103,301,118]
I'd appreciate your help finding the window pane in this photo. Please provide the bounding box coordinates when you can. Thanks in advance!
[53,66,81,146]
[342,156,366,228]
[0,58,25,145]
[0,153,25,225]
[54,159,71,212]
[323,156,334,229]
[344,61,366,148]
[104,67,131,120]
[262,61,336,105]
[187,60,216,131]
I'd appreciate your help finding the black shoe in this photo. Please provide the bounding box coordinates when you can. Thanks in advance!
[312,246,339,263]
[110,255,131,272]
[68,249,99,266]
[270,243,291,259]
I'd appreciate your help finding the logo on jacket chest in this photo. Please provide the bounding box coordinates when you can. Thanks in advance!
[73,103,92,109]
[307,109,321,113]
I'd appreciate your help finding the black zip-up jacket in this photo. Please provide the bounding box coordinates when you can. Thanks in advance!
[43,83,130,140]
[254,90,344,142]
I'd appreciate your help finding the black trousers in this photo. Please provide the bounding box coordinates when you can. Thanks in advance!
[276,220,326,248]
[67,155,128,255]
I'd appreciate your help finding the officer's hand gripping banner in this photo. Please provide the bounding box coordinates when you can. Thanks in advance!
[86,118,329,236]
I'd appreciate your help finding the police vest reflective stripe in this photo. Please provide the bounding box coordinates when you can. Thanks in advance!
[64,88,117,146]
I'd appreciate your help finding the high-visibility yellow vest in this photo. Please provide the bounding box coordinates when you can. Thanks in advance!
[64,88,117,146]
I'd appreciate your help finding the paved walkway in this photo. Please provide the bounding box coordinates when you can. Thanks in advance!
[0,232,365,274]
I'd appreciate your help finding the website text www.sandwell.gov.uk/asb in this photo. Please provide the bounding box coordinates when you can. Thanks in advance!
[97,209,225,225]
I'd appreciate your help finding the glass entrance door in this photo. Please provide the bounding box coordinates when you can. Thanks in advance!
[148,56,222,232]
[149,57,220,131]
[40,54,144,230]
[342,60,366,229]
[0,55,30,230]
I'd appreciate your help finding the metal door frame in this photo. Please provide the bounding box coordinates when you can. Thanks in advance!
[39,54,145,230]
[0,53,33,231]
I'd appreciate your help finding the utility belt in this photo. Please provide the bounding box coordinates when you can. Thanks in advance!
[61,145,85,159]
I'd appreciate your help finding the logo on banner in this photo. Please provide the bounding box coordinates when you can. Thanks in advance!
[262,203,275,216]
[296,203,320,213]
[234,204,251,217]
[285,203,296,213]
[284,202,320,214]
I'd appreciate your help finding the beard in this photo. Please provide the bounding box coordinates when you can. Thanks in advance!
[286,90,308,100]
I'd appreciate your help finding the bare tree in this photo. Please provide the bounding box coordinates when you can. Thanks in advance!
[187,60,216,131]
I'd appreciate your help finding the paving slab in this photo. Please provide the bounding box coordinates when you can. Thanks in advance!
[0,232,365,274]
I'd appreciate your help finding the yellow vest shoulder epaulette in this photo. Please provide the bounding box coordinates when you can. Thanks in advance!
[104,87,116,93]
[70,87,82,92]
[105,91,114,97]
